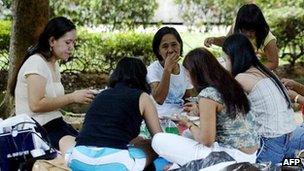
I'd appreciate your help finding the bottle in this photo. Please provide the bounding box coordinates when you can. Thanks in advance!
[164,119,179,135]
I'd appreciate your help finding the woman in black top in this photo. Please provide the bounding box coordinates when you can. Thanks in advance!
[67,57,162,171]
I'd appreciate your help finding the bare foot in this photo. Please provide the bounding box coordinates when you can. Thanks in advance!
[164,163,173,171]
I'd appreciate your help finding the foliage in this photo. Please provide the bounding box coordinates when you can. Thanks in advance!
[267,7,304,67]
[0,0,12,20]
[0,20,11,49]
[174,0,246,32]
[50,0,158,29]
[0,20,10,72]
[60,29,155,74]
[0,20,155,74]
[0,26,155,91]
[175,0,304,32]
[256,0,304,9]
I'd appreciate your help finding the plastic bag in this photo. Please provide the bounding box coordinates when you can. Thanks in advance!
[139,121,151,139]
[139,119,180,139]
[161,119,179,135]
[174,151,236,171]
[32,156,71,171]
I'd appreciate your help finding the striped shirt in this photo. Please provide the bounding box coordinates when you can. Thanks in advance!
[248,78,296,137]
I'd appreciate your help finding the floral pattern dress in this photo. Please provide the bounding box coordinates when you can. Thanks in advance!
[198,87,259,149]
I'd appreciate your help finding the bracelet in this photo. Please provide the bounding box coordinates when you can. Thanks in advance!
[188,123,194,130]
[294,94,300,103]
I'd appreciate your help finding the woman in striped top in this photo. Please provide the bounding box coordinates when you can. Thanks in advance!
[222,33,304,164]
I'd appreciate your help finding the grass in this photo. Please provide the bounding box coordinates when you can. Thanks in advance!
[181,32,206,54]
[180,32,224,56]
[180,31,295,66]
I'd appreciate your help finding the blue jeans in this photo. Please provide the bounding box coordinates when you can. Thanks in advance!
[256,126,304,164]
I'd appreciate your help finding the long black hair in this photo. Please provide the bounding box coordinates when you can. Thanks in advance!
[10,16,76,96]
[152,26,183,61]
[108,57,151,94]
[222,33,291,108]
[234,4,269,49]
[183,48,250,118]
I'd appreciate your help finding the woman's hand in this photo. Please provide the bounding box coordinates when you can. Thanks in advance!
[176,115,191,128]
[71,89,94,104]
[183,102,199,116]
[287,89,298,102]
[204,37,215,47]
[164,52,179,73]
[281,78,297,90]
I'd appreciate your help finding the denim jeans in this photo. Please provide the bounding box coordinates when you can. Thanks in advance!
[256,126,304,164]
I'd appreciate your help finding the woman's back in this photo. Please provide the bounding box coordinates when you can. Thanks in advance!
[76,82,143,149]
[236,67,296,138]
[247,77,296,137]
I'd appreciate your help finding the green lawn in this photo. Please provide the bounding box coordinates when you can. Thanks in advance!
[181,32,223,56]
[180,31,290,66]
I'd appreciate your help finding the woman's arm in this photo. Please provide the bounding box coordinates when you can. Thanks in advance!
[296,95,304,105]
[282,78,304,96]
[150,53,179,105]
[287,90,304,105]
[27,74,94,113]
[139,93,163,136]
[150,70,171,105]
[204,26,233,48]
[293,83,304,96]
[193,98,217,146]
[181,98,218,147]
[263,39,279,70]
[204,36,226,47]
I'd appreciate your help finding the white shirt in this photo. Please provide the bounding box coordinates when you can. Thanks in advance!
[147,61,192,117]
[15,54,64,125]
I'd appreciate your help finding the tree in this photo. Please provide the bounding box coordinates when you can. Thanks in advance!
[175,0,304,32]
[0,0,49,119]
[50,0,158,30]
[174,0,248,32]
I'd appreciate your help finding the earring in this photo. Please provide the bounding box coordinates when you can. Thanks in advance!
[50,47,53,52]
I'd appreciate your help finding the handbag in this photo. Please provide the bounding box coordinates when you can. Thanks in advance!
[0,114,57,171]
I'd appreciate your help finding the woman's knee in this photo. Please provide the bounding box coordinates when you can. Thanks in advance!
[59,135,76,154]
[152,133,167,152]
[152,133,177,153]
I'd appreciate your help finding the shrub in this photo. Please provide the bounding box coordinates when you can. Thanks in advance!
[0,20,10,90]
[0,23,155,92]
[267,7,304,67]
[61,29,155,74]
[0,20,11,50]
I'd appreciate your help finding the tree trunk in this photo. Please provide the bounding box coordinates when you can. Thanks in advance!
[0,0,49,119]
